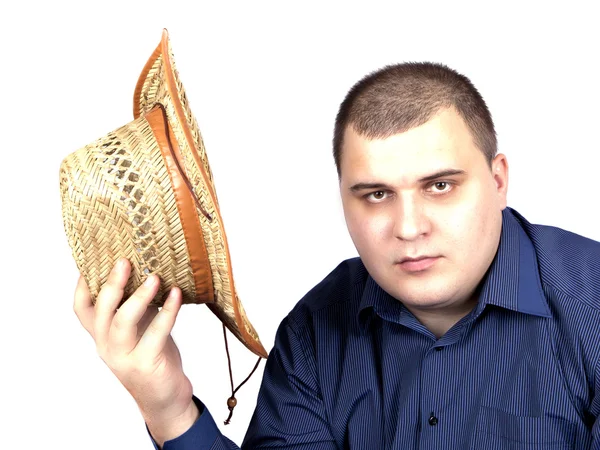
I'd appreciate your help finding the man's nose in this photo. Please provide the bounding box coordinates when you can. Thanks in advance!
[392,195,429,241]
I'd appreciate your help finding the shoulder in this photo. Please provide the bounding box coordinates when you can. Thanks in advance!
[511,210,600,400]
[283,257,369,332]
[513,208,600,311]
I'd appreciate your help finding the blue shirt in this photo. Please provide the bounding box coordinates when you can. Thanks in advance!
[150,207,600,449]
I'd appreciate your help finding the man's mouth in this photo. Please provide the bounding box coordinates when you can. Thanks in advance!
[396,256,439,272]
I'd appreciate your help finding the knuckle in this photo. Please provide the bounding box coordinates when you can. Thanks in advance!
[111,312,129,330]
[95,342,107,359]
[98,347,128,373]
[110,358,129,375]
[146,321,161,337]
[160,301,174,313]
[99,283,117,298]
[129,290,154,309]
[98,285,124,308]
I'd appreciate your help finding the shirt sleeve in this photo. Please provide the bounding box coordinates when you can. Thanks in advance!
[146,317,337,449]
[241,317,336,449]
[146,396,239,450]
[591,355,600,444]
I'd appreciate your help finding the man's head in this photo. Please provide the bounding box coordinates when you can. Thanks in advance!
[333,62,497,177]
[336,62,508,314]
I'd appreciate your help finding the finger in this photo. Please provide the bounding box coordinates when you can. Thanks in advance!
[108,273,161,355]
[136,305,160,340]
[73,275,95,337]
[94,258,131,347]
[135,287,182,359]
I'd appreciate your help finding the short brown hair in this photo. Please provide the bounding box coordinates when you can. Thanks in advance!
[333,62,497,177]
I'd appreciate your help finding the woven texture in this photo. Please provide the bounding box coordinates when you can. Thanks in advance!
[59,117,198,306]
[59,30,266,358]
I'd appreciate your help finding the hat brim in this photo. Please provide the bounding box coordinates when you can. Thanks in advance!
[132,30,267,358]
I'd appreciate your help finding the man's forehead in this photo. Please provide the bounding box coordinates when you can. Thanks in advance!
[340,111,480,182]
[341,134,463,178]
[343,107,469,148]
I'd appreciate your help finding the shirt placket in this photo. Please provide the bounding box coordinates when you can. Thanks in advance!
[417,343,449,449]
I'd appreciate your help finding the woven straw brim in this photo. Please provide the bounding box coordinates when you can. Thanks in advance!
[59,30,266,358]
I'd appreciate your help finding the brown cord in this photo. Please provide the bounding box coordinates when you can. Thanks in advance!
[156,103,213,222]
[223,324,262,424]
[157,103,262,424]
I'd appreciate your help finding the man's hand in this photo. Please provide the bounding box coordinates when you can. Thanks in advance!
[73,258,200,446]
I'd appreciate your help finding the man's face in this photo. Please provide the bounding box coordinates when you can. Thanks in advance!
[340,107,508,312]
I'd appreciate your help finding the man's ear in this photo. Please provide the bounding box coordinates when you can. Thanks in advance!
[491,153,509,209]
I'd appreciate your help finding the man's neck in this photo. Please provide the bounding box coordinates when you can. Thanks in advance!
[405,296,479,339]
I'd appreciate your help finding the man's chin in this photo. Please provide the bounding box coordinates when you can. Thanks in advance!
[401,296,455,310]
[384,279,455,308]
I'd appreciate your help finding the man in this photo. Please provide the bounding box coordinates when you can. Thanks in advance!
[74,62,600,448]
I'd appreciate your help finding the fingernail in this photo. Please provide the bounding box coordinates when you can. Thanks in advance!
[112,259,122,274]
[144,274,155,286]
[167,287,180,303]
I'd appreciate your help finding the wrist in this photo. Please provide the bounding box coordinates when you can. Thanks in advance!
[144,397,200,447]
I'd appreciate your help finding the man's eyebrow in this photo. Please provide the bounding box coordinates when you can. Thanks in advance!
[418,169,466,183]
[349,169,466,192]
[349,182,390,192]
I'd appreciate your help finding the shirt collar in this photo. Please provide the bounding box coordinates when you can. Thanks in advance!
[357,207,551,330]
[479,207,551,317]
[357,275,405,330]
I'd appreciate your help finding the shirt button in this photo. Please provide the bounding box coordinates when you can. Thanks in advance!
[435,346,444,351]
[428,414,439,426]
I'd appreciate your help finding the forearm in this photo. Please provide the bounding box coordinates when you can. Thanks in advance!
[144,317,335,449]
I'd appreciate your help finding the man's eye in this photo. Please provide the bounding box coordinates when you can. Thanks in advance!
[430,181,452,193]
[366,191,387,202]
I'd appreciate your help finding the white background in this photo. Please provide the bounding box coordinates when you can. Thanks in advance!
[1,1,599,448]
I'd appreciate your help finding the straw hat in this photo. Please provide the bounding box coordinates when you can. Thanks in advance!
[59,29,267,359]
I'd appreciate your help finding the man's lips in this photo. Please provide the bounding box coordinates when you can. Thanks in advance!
[396,256,440,272]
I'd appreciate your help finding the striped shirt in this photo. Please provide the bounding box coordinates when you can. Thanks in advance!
[152,207,600,449]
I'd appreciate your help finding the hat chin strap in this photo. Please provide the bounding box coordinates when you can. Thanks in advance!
[155,102,263,424]
[155,103,213,222]
[223,324,262,425]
